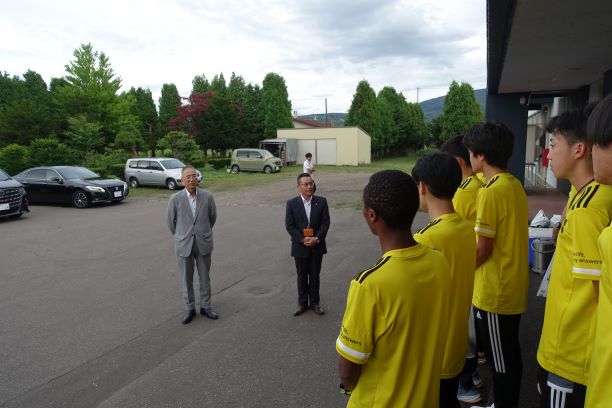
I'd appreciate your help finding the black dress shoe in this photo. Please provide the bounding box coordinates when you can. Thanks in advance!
[200,308,219,320]
[181,309,196,325]
[310,304,325,315]
[293,305,308,316]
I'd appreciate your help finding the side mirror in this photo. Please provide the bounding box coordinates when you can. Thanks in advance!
[51,177,63,184]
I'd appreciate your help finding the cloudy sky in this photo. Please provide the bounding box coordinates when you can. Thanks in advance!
[1,0,486,115]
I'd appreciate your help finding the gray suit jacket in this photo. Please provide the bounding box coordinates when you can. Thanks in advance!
[167,188,217,257]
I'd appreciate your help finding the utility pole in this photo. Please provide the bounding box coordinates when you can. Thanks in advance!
[325,98,329,127]
[416,87,419,103]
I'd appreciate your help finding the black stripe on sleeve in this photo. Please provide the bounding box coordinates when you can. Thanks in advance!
[461,178,472,190]
[572,186,592,210]
[416,218,442,235]
[581,184,600,208]
[357,256,391,284]
[484,176,499,188]
[354,256,384,281]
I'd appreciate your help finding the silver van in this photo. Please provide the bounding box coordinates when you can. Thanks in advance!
[125,158,202,189]
[230,149,282,174]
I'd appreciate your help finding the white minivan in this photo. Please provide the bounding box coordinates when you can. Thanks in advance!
[125,158,202,190]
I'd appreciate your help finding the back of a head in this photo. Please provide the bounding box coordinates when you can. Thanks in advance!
[462,122,514,169]
[363,170,419,231]
[411,153,462,200]
[546,109,588,145]
[587,94,612,148]
[440,134,470,164]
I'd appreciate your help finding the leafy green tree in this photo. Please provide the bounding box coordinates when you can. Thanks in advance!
[210,73,227,98]
[64,114,103,155]
[440,81,482,142]
[159,83,181,132]
[404,103,427,148]
[427,115,445,146]
[261,73,293,139]
[127,87,159,156]
[241,84,264,147]
[29,138,77,166]
[0,144,30,175]
[114,118,145,157]
[192,75,210,93]
[157,131,201,163]
[346,80,380,153]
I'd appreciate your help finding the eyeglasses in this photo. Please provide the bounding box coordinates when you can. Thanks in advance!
[299,182,314,186]
[183,175,198,180]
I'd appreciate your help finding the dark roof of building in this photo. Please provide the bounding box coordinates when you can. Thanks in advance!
[293,117,330,128]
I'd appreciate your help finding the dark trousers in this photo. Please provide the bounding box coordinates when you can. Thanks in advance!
[536,364,586,408]
[474,307,523,408]
[439,376,460,408]
[294,253,323,306]
[459,356,478,390]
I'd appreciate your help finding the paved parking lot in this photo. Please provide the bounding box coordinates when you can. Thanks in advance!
[0,172,546,407]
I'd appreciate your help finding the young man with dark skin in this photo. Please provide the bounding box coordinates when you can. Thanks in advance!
[336,170,451,407]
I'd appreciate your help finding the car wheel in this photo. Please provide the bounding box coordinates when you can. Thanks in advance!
[166,179,177,190]
[129,177,139,188]
[264,165,272,174]
[231,165,240,174]
[72,190,90,208]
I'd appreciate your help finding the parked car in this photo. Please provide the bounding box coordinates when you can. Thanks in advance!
[0,168,29,218]
[230,149,283,174]
[124,158,202,190]
[13,166,128,208]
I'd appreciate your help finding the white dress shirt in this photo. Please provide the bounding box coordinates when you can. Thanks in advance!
[185,188,197,218]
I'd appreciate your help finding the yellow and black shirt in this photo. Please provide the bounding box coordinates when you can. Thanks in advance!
[453,175,484,224]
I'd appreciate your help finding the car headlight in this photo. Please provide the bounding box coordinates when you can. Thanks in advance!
[85,186,105,192]
[123,182,128,190]
[18,187,26,195]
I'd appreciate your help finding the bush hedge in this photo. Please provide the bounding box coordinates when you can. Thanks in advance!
[208,158,231,170]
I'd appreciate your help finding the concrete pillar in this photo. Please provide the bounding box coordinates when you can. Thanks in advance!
[485,93,528,184]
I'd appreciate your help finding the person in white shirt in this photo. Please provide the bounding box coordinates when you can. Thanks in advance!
[303,153,315,175]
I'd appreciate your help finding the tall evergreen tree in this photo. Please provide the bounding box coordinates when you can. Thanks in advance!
[440,81,482,142]
[346,80,380,153]
[159,83,181,132]
[404,103,427,148]
[261,72,293,139]
[128,87,159,156]
[192,75,210,94]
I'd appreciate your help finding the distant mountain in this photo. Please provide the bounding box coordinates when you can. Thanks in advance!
[299,113,347,127]
[420,88,487,122]
[300,88,486,126]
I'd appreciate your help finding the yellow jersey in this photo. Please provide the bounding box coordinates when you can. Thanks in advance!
[585,225,612,407]
[538,181,612,385]
[473,173,529,314]
[453,175,484,224]
[415,212,476,378]
[336,245,451,407]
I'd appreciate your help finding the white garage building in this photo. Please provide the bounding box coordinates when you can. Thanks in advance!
[276,126,371,166]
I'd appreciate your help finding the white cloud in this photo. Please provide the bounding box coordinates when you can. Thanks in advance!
[0,0,486,115]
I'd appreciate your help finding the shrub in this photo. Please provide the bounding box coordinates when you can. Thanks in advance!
[89,167,108,178]
[414,147,439,159]
[208,158,231,170]
[109,163,125,179]
[29,138,78,167]
[0,144,30,175]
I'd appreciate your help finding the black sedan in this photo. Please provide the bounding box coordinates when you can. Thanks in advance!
[13,166,128,208]
[0,168,29,218]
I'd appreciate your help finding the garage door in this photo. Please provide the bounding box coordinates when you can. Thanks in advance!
[316,139,336,165]
[296,139,337,166]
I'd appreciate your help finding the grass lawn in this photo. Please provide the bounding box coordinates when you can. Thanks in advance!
[128,152,423,199]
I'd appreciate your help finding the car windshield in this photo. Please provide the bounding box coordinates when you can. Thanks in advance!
[261,150,273,158]
[0,169,10,181]
[160,159,185,169]
[57,167,100,179]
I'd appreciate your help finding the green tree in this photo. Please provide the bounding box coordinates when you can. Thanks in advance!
[159,83,181,132]
[440,81,482,142]
[0,144,30,175]
[64,114,103,155]
[192,75,210,94]
[127,87,159,156]
[157,131,201,163]
[114,118,145,157]
[404,103,427,149]
[346,80,380,153]
[241,84,264,147]
[210,73,227,98]
[29,138,77,166]
[427,115,445,146]
[261,72,293,139]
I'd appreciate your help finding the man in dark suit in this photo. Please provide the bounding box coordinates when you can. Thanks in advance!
[285,173,331,316]
[167,165,218,325]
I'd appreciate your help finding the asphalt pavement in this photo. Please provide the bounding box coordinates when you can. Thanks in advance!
[0,176,548,408]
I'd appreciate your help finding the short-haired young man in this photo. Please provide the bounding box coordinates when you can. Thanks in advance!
[336,170,451,407]
[441,135,486,401]
[585,94,612,408]
[535,108,612,408]
[462,122,529,408]
[412,153,477,408]
[441,135,485,223]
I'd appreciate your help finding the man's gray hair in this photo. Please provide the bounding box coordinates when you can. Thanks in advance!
[181,165,196,175]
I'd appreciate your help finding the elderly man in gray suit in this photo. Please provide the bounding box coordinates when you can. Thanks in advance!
[167,165,218,324]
